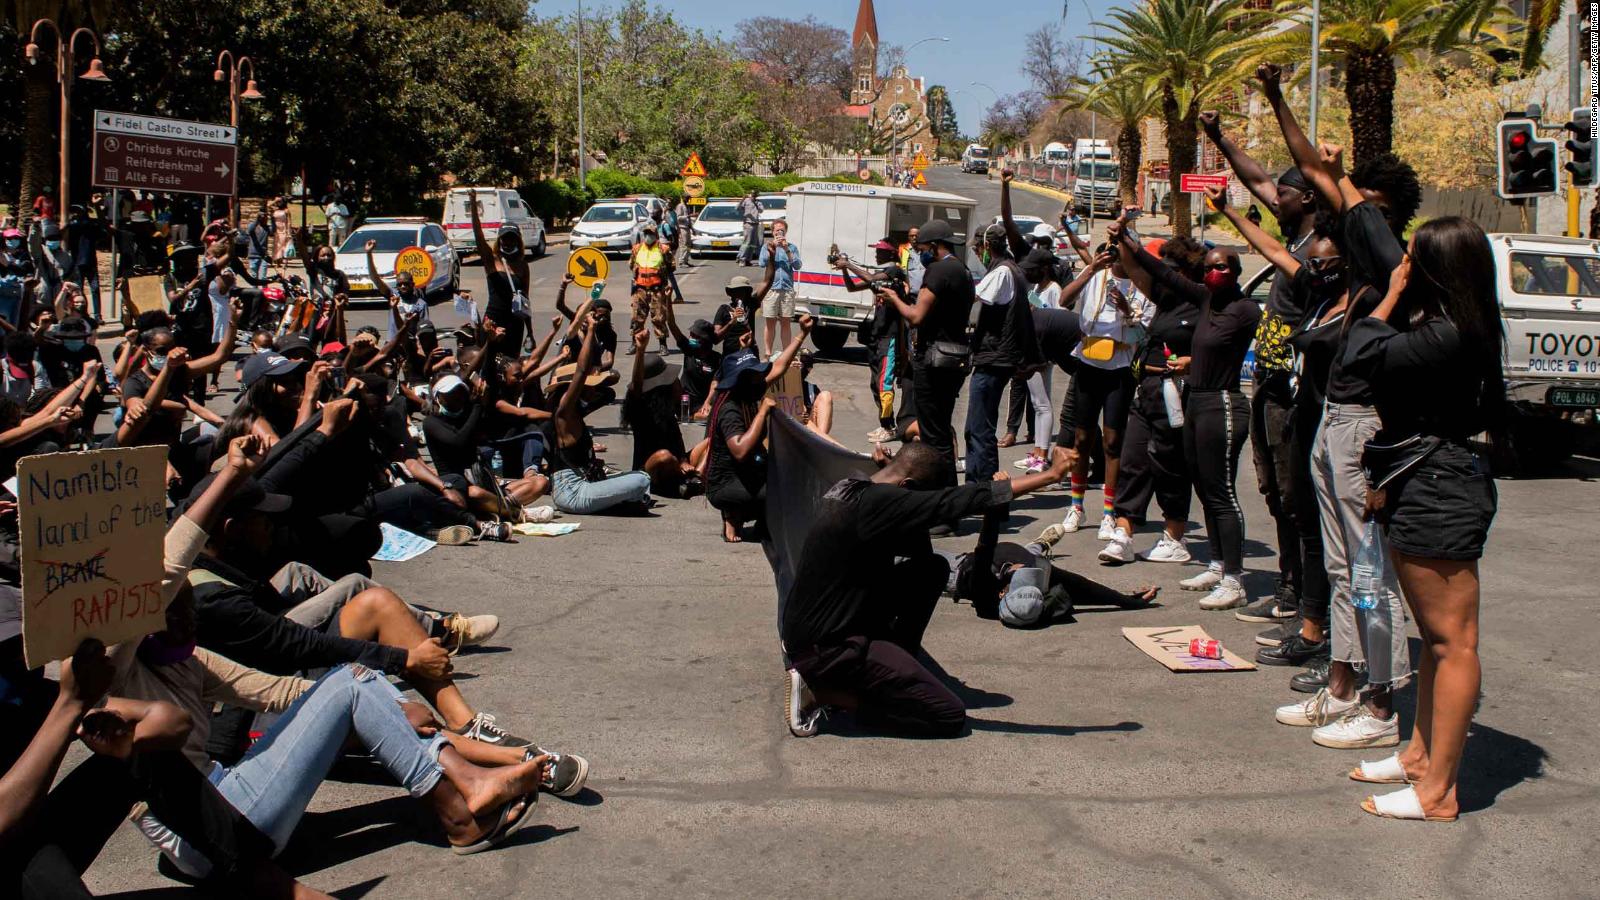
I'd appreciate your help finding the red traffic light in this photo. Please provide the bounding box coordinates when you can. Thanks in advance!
[1509,130,1530,150]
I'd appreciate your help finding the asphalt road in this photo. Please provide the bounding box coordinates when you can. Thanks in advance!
[82,168,1599,898]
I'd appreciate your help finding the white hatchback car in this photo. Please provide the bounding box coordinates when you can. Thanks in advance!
[688,199,745,258]
[335,218,459,300]
[757,193,789,235]
[569,200,650,257]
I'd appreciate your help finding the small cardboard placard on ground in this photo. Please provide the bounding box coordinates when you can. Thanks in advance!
[19,446,170,667]
[1122,625,1257,673]
[1179,173,1229,193]
[680,152,708,178]
[567,247,609,289]
[912,152,930,170]
[392,246,435,287]
[683,175,706,199]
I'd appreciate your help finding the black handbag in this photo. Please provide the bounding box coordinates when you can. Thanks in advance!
[1361,434,1442,490]
[925,340,971,371]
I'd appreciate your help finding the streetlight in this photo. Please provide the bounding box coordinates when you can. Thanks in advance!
[1308,0,1322,141]
[26,19,109,228]
[576,0,587,191]
[1077,0,1102,236]
[215,50,264,227]
[905,36,950,58]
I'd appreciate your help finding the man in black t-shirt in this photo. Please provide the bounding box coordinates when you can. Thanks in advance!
[877,219,973,506]
[782,443,1072,737]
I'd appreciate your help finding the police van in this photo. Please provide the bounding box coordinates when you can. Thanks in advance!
[1491,232,1600,468]
[783,181,977,353]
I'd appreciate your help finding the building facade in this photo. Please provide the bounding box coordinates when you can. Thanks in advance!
[844,0,935,161]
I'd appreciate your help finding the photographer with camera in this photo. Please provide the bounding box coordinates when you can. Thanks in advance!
[835,238,911,443]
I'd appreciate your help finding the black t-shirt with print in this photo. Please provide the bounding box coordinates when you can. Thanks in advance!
[1253,230,1315,380]
[916,255,975,352]
[677,347,722,408]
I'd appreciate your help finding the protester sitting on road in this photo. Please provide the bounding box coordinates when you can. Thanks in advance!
[423,373,550,519]
[625,331,709,498]
[544,317,653,515]
[781,443,1072,738]
[120,327,232,490]
[704,316,813,542]
[836,238,910,443]
[1,329,49,403]
[946,489,1159,627]
[663,300,720,418]
[713,274,762,354]
[794,351,835,439]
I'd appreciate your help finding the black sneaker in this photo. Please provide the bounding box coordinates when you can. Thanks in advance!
[528,747,590,798]
[1256,633,1329,667]
[1235,596,1292,623]
[453,712,531,748]
[1290,655,1331,693]
[1255,617,1302,648]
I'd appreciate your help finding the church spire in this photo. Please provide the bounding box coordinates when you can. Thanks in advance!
[853,0,878,50]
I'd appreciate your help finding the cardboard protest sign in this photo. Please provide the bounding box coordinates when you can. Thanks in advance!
[767,362,806,421]
[1121,625,1257,673]
[19,446,169,667]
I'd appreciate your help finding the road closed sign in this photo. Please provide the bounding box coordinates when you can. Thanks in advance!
[393,246,435,287]
[19,446,170,667]
[568,247,609,289]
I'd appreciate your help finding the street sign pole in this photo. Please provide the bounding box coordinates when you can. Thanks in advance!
[576,0,586,192]
[107,187,119,323]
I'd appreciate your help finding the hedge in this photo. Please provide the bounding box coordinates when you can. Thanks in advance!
[518,167,884,226]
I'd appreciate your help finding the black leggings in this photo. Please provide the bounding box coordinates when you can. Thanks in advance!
[1183,390,1249,575]
[1114,377,1192,525]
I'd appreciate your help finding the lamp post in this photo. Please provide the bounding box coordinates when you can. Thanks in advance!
[1308,0,1322,142]
[25,19,109,228]
[1078,0,1101,235]
[214,51,263,228]
[576,0,587,191]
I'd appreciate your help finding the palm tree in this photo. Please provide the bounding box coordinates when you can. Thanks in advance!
[7,0,111,215]
[1096,0,1268,238]
[1056,76,1158,206]
[1266,0,1516,165]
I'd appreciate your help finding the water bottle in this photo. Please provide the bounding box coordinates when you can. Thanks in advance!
[1161,345,1185,428]
[1350,520,1384,611]
[680,391,691,422]
[490,449,503,475]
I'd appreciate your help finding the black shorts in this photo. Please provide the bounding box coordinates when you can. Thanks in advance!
[1384,442,1496,561]
[1071,364,1134,434]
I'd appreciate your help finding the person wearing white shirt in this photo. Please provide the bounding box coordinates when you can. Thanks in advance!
[1058,247,1153,539]
[964,227,1038,484]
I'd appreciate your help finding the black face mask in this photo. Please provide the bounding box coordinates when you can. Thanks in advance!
[1310,265,1346,295]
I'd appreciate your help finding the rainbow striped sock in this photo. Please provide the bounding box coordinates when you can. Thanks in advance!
[1103,489,1115,518]
[1069,477,1086,509]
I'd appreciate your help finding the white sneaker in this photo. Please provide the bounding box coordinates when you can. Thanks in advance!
[1198,575,1248,610]
[865,426,894,443]
[1095,514,1117,541]
[1312,711,1400,749]
[1024,456,1048,474]
[1179,562,1224,591]
[1140,534,1192,563]
[1060,506,1086,533]
[1097,528,1133,564]
[1274,688,1360,727]
[786,669,821,738]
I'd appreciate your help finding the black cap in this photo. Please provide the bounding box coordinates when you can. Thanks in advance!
[273,334,313,359]
[688,319,715,346]
[592,298,613,312]
[918,219,964,246]
[239,352,308,389]
[54,316,92,338]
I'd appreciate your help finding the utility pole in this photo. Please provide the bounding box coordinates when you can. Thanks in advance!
[576,0,587,192]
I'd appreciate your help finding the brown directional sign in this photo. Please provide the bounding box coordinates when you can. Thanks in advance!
[91,110,238,197]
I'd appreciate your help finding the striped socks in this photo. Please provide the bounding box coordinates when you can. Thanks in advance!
[1069,477,1086,509]
[1103,488,1115,518]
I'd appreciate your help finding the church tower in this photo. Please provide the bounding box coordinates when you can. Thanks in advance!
[850,0,879,105]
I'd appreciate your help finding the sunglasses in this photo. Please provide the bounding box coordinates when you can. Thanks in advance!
[1207,262,1233,272]
[1307,255,1344,270]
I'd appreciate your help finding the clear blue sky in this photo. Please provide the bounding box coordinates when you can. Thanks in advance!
[530,0,1113,139]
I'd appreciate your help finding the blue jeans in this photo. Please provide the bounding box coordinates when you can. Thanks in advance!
[963,366,1012,482]
[551,468,650,514]
[214,665,445,854]
[248,256,272,281]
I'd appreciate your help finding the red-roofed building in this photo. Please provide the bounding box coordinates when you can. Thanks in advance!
[847,0,933,160]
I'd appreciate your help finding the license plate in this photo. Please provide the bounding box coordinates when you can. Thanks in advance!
[712,240,731,247]
[1548,386,1600,408]
[816,304,849,318]
[349,279,373,290]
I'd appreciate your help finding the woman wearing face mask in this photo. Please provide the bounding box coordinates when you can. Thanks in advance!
[1097,236,1203,566]
[34,223,71,311]
[1111,217,1260,611]
[467,196,530,356]
[704,318,813,542]
[1213,189,1392,732]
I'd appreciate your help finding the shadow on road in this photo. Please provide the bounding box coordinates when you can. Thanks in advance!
[1457,721,1550,813]
[966,718,1143,737]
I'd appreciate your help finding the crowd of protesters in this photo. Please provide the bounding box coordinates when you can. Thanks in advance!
[775,63,1502,826]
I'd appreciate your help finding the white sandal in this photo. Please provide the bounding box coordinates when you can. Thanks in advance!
[1361,785,1457,822]
[1349,753,1410,785]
